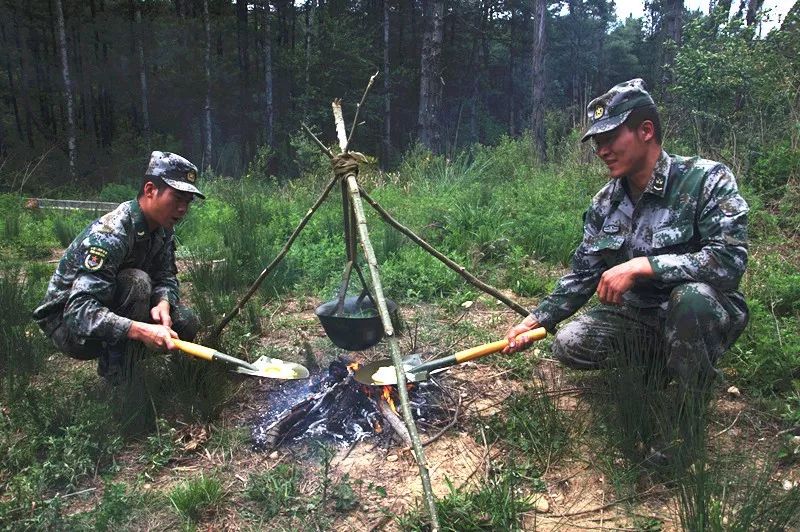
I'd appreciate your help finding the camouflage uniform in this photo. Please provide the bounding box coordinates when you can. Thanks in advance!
[33,151,202,378]
[531,80,749,390]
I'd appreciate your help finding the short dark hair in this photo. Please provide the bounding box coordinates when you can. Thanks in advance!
[138,175,170,198]
[624,104,662,144]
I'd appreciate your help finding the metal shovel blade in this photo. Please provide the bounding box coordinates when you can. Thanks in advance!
[353,356,443,386]
[233,356,310,380]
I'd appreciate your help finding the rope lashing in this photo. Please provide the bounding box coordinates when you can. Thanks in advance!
[332,153,360,178]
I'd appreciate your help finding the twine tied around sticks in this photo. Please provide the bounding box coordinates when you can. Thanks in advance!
[332,152,367,178]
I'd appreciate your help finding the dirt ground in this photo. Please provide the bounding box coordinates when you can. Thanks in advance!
[62,294,798,530]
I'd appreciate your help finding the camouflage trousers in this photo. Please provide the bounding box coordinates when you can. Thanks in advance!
[551,282,748,391]
[50,269,199,377]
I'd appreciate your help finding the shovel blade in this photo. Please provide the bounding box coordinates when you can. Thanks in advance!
[234,356,310,380]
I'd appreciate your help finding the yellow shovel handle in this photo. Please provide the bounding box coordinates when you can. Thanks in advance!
[454,327,547,363]
[173,338,216,361]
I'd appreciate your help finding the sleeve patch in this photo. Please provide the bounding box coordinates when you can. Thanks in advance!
[83,246,108,271]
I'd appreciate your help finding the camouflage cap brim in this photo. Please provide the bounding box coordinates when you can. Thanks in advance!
[580,110,632,142]
[162,178,206,199]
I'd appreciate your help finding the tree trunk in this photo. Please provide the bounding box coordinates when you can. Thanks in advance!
[263,1,274,148]
[531,0,546,162]
[55,0,77,180]
[509,0,517,136]
[134,0,150,147]
[382,0,391,166]
[203,0,213,168]
[417,0,444,153]
[304,0,315,118]
[746,0,765,26]
[0,13,23,140]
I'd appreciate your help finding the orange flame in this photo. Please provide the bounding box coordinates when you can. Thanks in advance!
[382,386,398,414]
[348,361,360,371]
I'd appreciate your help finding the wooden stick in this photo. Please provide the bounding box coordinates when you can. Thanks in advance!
[210,174,339,343]
[332,96,438,528]
[332,99,348,152]
[300,122,334,159]
[345,174,439,531]
[375,397,412,447]
[345,71,379,153]
[358,186,530,317]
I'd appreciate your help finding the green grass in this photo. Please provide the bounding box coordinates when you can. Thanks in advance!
[397,467,535,531]
[169,473,224,522]
[246,464,301,519]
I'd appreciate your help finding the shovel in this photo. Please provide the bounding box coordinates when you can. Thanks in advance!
[173,339,310,380]
[354,327,547,386]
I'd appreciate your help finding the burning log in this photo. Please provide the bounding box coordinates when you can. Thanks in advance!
[252,359,448,451]
[374,390,412,447]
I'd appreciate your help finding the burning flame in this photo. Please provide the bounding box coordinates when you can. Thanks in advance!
[382,386,398,414]
[347,361,360,371]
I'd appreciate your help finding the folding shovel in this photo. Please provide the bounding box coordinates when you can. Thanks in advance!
[173,339,310,380]
[353,327,547,386]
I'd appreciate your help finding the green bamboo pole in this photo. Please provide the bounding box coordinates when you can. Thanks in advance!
[332,98,439,531]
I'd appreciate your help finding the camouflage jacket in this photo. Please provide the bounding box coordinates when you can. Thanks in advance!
[530,151,749,330]
[33,200,180,343]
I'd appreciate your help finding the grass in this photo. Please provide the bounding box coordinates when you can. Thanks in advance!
[397,467,535,531]
[0,136,798,528]
[169,473,224,522]
[246,464,301,519]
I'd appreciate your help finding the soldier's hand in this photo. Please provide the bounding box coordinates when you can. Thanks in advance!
[150,300,173,330]
[597,256,653,305]
[502,315,541,354]
[128,321,178,351]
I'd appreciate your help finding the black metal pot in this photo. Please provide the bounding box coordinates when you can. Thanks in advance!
[315,295,398,351]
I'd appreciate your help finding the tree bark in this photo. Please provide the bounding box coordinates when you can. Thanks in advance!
[134,0,150,147]
[0,13,23,140]
[531,0,546,162]
[746,0,765,26]
[417,0,444,153]
[263,1,274,148]
[304,0,316,118]
[55,0,77,180]
[203,0,213,169]
[382,0,391,166]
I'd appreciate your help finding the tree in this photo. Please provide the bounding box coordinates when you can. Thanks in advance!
[417,0,444,153]
[203,0,213,169]
[531,0,546,161]
[54,0,76,180]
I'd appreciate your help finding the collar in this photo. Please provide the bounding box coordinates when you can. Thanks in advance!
[642,150,671,198]
[131,199,162,239]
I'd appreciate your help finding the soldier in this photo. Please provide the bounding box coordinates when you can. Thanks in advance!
[33,151,203,382]
[503,79,749,460]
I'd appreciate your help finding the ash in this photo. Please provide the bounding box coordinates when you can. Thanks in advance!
[251,358,451,450]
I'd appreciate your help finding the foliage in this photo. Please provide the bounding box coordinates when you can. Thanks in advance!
[485,383,573,471]
[246,464,301,519]
[168,473,224,522]
[397,467,534,531]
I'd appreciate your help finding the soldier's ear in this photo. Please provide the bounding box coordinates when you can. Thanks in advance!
[639,120,655,142]
[142,180,158,198]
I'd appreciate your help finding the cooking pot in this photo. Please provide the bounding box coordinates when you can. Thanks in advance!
[315,295,398,351]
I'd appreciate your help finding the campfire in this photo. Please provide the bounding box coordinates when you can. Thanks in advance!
[252,358,453,450]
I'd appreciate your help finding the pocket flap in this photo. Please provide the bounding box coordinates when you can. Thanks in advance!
[652,223,694,248]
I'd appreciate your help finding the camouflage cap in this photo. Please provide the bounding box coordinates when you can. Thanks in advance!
[580,78,655,142]
[145,151,205,199]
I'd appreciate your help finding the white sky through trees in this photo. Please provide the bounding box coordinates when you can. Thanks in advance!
[614,0,794,33]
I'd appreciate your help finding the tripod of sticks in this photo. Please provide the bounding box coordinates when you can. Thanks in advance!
[210,73,529,531]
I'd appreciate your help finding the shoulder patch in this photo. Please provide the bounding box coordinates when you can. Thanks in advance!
[83,246,108,271]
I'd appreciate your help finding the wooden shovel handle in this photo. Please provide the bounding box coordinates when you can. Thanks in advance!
[173,338,259,371]
[454,327,547,363]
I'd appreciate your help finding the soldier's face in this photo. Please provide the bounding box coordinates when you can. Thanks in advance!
[150,186,195,229]
[592,124,648,179]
